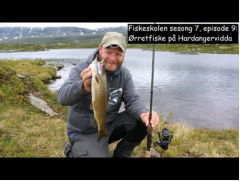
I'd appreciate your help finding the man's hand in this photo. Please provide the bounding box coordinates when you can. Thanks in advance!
[140,111,159,130]
[80,65,92,93]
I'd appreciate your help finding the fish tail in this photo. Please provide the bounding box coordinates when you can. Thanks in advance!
[97,130,109,142]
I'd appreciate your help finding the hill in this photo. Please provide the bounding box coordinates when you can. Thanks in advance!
[0,26,238,54]
[0,26,128,44]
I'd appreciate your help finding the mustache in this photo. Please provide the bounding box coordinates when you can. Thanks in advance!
[104,60,118,64]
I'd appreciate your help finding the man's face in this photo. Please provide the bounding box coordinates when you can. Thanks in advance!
[99,45,125,72]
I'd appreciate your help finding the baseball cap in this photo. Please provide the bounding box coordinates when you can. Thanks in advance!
[101,32,126,52]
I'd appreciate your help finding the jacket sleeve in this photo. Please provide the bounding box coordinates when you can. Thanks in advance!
[57,63,90,106]
[122,69,149,121]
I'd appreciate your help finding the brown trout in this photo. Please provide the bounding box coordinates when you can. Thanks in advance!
[91,58,109,142]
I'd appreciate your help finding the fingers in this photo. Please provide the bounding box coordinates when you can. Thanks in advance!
[81,65,92,93]
[141,111,159,131]
[84,79,92,86]
[81,65,92,81]
[151,111,159,130]
[141,112,150,127]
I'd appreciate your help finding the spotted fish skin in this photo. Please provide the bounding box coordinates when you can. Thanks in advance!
[91,59,109,142]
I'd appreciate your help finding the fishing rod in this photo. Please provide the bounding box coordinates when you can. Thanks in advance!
[145,22,173,158]
[145,22,156,158]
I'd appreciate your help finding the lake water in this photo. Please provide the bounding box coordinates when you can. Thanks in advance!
[0,48,238,130]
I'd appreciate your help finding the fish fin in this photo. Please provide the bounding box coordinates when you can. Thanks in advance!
[90,102,94,110]
[95,75,99,84]
[97,130,109,142]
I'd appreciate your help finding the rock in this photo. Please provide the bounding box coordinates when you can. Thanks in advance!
[150,148,161,158]
[55,75,62,79]
[28,94,58,117]
[167,121,181,128]
[56,63,64,71]
[45,61,64,71]
[182,152,190,157]
[18,74,25,78]
[48,80,55,84]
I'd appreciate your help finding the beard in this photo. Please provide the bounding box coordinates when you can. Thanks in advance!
[104,59,121,72]
[99,52,124,73]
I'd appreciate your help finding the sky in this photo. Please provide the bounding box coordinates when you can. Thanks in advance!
[0,23,136,29]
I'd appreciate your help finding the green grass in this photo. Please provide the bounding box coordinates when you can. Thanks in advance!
[128,115,239,157]
[0,59,68,118]
[0,43,48,52]
[0,59,239,157]
[0,60,68,157]
[0,106,67,157]
[45,38,103,49]
[0,59,56,81]
[127,43,239,54]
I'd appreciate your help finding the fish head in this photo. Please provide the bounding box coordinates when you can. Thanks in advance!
[91,58,98,72]
[97,59,106,75]
[91,59,106,75]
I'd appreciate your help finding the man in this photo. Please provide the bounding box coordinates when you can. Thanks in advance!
[58,32,159,157]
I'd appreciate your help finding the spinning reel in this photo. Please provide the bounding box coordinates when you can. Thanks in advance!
[152,128,173,150]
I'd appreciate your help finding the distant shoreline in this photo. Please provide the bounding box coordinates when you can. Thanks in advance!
[0,42,239,54]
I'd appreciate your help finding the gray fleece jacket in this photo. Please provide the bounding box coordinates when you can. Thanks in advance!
[58,49,148,136]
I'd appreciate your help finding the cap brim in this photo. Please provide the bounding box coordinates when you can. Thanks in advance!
[102,40,126,52]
